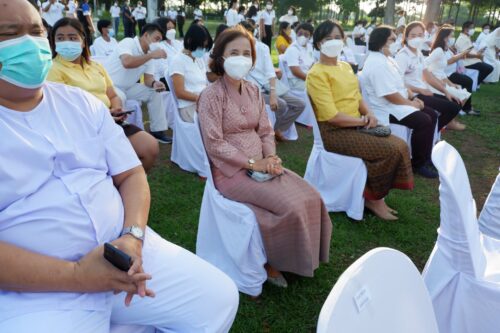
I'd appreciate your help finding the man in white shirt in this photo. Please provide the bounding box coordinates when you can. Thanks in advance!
[110,1,121,36]
[396,10,406,28]
[104,24,171,143]
[260,0,276,51]
[241,21,305,141]
[66,0,77,17]
[42,0,65,26]
[132,1,147,35]
[194,7,203,20]
[93,19,119,57]
[455,21,494,85]
[284,22,315,90]
[226,0,239,27]
[0,1,239,331]
[167,7,177,20]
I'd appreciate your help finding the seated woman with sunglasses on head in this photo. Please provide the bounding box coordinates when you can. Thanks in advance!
[47,18,159,172]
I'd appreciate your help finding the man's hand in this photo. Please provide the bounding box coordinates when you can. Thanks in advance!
[73,243,155,306]
[412,98,425,110]
[153,80,166,92]
[110,107,127,123]
[269,91,278,111]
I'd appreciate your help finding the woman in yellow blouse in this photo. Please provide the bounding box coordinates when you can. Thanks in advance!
[47,18,158,172]
[306,20,413,221]
[275,21,292,54]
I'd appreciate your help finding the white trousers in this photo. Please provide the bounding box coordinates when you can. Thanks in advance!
[115,84,168,132]
[0,228,239,333]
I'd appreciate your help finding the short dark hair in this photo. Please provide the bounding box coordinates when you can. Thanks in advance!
[462,21,474,31]
[50,17,90,65]
[215,24,229,42]
[402,21,425,46]
[288,6,296,15]
[431,25,454,52]
[191,18,205,26]
[97,19,112,34]
[140,23,163,37]
[209,26,256,76]
[482,23,491,29]
[239,20,254,34]
[296,22,314,35]
[154,17,176,35]
[184,24,213,51]
[238,5,245,13]
[312,19,345,51]
[368,25,394,52]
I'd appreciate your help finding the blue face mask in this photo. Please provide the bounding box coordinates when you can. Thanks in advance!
[192,47,206,58]
[108,28,115,38]
[0,35,53,89]
[56,41,83,62]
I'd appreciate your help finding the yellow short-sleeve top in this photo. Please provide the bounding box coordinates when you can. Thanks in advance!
[47,55,114,108]
[275,35,291,53]
[306,61,362,122]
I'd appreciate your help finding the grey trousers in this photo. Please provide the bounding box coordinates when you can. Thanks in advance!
[263,92,305,132]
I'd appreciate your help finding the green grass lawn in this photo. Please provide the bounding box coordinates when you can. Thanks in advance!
[108,18,499,332]
[145,80,498,331]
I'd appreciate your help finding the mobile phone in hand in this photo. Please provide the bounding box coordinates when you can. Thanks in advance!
[104,243,132,271]
[112,109,135,117]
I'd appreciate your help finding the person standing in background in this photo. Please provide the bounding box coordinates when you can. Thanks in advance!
[110,1,121,37]
[76,0,94,46]
[133,1,147,36]
[396,10,406,28]
[122,0,135,37]
[278,6,298,25]
[259,0,275,51]
[42,0,65,26]
[66,0,77,17]
[177,7,186,38]
[226,0,239,27]
[194,6,203,20]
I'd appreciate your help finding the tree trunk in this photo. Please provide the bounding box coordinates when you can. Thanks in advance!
[454,0,461,24]
[423,0,442,24]
[384,0,395,24]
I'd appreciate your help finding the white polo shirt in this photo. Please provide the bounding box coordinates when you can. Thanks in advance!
[424,47,449,80]
[247,40,276,89]
[169,53,208,109]
[92,36,118,57]
[194,8,203,19]
[260,10,275,25]
[0,82,140,319]
[226,8,239,27]
[110,5,121,18]
[278,14,298,25]
[284,41,315,80]
[360,51,419,126]
[104,37,155,90]
[67,0,77,15]
[455,33,481,66]
[42,1,65,26]
[132,5,147,20]
[394,46,429,90]
[444,49,458,77]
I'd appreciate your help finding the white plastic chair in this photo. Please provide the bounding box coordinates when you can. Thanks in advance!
[423,141,500,333]
[478,170,500,239]
[165,75,209,178]
[195,126,267,297]
[304,108,367,220]
[317,247,439,333]
[464,68,480,92]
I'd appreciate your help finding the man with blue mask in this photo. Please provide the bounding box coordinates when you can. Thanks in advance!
[93,19,119,57]
[0,0,239,331]
[104,23,172,143]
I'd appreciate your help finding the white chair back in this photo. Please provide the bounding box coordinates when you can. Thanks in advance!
[278,54,290,88]
[317,248,439,333]
[431,141,486,278]
[478,171,500,239]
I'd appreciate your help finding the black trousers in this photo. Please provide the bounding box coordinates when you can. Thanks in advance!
[417,93,461,130]
[390,107,437,168]
[448,72,473,111]
[123,20,135,37]
[262,25,273,52]
[466,62,494,85]
[137,19,146,35]
[354,37,364,45]
[178,22,184,38]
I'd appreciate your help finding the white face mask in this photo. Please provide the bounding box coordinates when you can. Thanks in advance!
[388,42,399,56]
[166,29,176,41]
[447,37,456,47]
[467,29,475,36]
[266,4,272,10]
[288,10,293,15]
[407,37,424,50]
[483,29,490,34]
[297,35,308,46]
[224,56,253,80]
[320,39,344,58]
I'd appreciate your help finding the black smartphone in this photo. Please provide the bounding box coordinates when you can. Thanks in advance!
[112,110,135,117]
[103,242,132,271]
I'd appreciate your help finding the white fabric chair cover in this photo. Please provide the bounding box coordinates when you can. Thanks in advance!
[317,247,439,333]
[423,141,500,333]
[304,114,367,220]
[389,124,412,154]
[165,75,209,177]
[265,105,298,141]
[110,325,155,333]
[195,126,267,297]
[478,170,500,239]
[464,68,480,92]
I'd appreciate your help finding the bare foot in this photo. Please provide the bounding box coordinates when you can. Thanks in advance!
[365,199,398,221]
[274,130,287,142]
[447,119,466,131]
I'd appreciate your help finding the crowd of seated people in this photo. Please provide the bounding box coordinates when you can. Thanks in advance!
[2,1,497,330]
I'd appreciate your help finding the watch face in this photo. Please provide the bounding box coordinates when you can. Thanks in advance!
[131,226,144,238]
